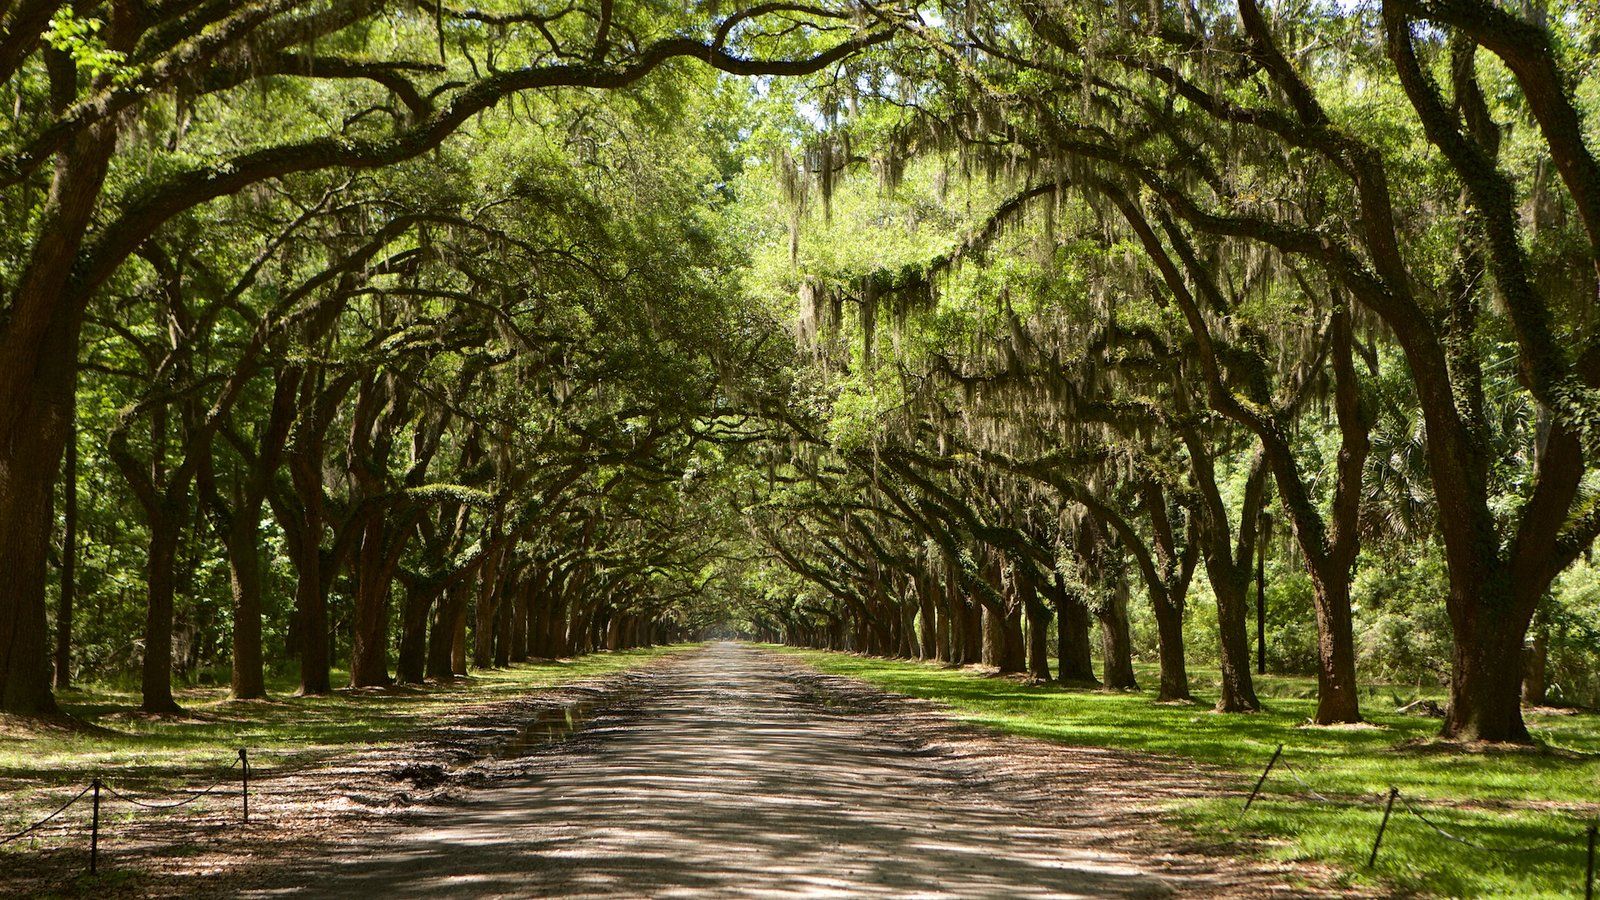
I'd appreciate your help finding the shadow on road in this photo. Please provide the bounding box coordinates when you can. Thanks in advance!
[248,643,1175,898]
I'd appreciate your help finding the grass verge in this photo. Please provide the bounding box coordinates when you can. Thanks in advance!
[778,647,1600,898]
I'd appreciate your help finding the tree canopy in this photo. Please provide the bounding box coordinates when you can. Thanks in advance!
[1,0,1597,746]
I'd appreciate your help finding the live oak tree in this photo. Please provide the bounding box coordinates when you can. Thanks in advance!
[740,0,1599,742]
[0,0,893,714]
[9,0,1598,750]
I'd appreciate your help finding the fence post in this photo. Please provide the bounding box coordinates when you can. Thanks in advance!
[239,749,249,825]
[1243,744,1283,815]
[89,777,101,875]
[1367,787,1399,868]
[1585,821,1596,900]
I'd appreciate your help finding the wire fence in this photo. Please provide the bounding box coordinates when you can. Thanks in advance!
[1240,742,1600,896]
[0,748,251,875]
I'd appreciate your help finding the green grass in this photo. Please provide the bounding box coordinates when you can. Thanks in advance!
[0,646,692,835]
[779,647,1600,898]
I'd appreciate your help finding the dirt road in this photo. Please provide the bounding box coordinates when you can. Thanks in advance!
[242,643,1328,898]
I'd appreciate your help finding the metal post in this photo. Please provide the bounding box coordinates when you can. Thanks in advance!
[1243,744,1283,814]
[239,748,249,824]
[1585,822,1596,900]
[1367,787,1399,868]
[89,777,100,875]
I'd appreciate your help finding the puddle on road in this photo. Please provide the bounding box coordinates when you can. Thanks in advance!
[494,703,588,756]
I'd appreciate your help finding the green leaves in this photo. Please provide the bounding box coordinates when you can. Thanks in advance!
[43,10,135,84]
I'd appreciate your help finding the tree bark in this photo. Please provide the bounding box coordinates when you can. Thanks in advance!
[52,412,76,690]
[427,582,469,680]
[349,513,394,687]
[0,116,115,716]
[1098,576,1138,690]
[1150,595,1190,702]
[1522,609,1548,707]
[1020,570,1052,681]
[450,599,468,675]
[396,579,438,684]
[917,572,938,660]
[473,567,498,669]
[290,538,331,695]
[1213,570,1260,712]
[1308,571,1362,725]
[1443,573,1533,741]
[510,580,529,664]
[140,511,184,713]
[1052,573,1098,685]
[495,577,515,666]
[226,510,267,699]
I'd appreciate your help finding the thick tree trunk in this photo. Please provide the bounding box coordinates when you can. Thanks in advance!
[981,605,1005,669]
[1098,580,1138,690]
[933,588,952,663]
[1150,595,1191,702]
[942,587,963,663]
[962,597,983,663]
[53,414,76,690]
[1443,575,1533,741]
[1002,603,1027,672]
[396,580,437,685]
[538,594,561,658]
[530,590,551,658]
[293,543,332,695]
[450,601,468,675]
[917,575,938,660]
[141,515,183,713]
[495,581,515,667]
[283,429,333,696]
[426,582,468,680]
[473,551,501,669]
[1523,622,1548,707]
[0,335,78,715]
[1022,575,1052,682]
[349,515,393,688]
[510,583,529,664]
[1213,571,1261,712]
[0,123,115,716]
[1054,576,1098,685]
[1309,573,1362,725]
[548,595,570,658]
[899,599,917,658]
[226,512,267,699]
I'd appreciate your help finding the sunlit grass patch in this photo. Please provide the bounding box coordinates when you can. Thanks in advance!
[780,647,1600,898]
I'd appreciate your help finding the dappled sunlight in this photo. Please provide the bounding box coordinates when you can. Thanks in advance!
[251,644,1217,898]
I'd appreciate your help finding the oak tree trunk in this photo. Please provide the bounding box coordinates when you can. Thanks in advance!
[53,414,76,690]
[141,513,183,713]
[226,512,267,700]
[349,514,393,687]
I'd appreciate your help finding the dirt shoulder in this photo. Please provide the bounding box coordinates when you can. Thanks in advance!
[0,653,684,899]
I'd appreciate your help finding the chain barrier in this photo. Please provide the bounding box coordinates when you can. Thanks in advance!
[101,753,243,810]
[1241,743,1598,888]
[1274,755,1342,806]
[0,749,250,874]
[1395,790,1575,856]
[0,784,92,847]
